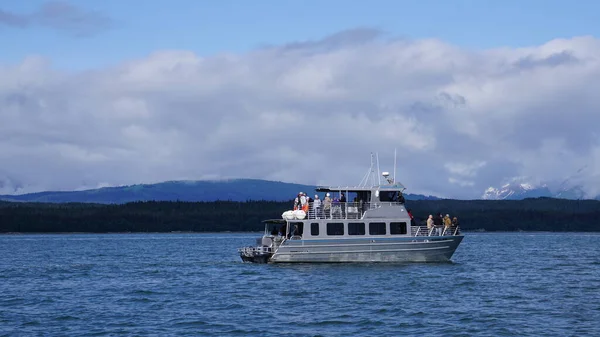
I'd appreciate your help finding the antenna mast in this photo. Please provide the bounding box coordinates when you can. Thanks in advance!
[376,152,381,186]
[359,152,376,187]
[393,148,397,184]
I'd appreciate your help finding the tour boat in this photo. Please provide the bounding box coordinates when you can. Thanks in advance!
[238,154,463,263]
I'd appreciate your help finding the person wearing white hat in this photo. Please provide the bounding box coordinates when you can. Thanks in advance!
[313,194,322,219]
[323,193,332,219]
[300,192,308,213]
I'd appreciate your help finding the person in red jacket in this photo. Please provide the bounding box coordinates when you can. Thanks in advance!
[407,208,415,226]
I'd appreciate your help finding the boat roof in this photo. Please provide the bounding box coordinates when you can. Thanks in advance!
[316,183,406,193]
[312,152,408,194]
[261,219,287,224]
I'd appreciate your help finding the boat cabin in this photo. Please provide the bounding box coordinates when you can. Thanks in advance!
[262,178,419,242]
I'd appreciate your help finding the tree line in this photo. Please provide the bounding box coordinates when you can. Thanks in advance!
[1,197,599,233]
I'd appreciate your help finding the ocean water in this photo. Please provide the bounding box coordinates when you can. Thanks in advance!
[1,232,599,336]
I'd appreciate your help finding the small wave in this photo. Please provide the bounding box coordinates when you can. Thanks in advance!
[126,297,153,303]
[333,314,353,319]
[213,303,244,310]
[311,320,354,326]
[21,321,41,327]
[355,318,385,326]
[171,320,209,327]
[53,315,80,321]
[129,290,164,295]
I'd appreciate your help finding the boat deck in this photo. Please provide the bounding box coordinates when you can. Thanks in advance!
[292,201,404,220]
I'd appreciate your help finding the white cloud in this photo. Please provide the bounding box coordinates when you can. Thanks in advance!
[444,161,487,177]
[1,29,600,198]
[448,178,475,187]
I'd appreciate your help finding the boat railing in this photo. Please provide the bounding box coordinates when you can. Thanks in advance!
[411,226,461,237]
[300,201,405,220]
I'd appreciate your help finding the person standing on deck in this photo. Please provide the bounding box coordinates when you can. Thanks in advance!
[323,193,332,219]
[407,208,415,226]
[433,213,443,236]
[293,192,301,210]
[300,192,308,213]
[306,194,313,217]
[452,216,459,234]
[444,214,452,232]
[427,215,434,232]
[340,192,347,218]
[313,195,322,219]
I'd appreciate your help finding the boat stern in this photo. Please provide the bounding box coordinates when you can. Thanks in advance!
[238,245,274,263]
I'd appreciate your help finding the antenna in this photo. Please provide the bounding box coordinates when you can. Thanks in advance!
[376,152,381,186]
[370,152,377,186]
[382,171,393,184]
[393,148,397,184]
[359,152,376,187]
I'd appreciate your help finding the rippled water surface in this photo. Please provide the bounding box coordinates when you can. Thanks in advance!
[1,232,599,336]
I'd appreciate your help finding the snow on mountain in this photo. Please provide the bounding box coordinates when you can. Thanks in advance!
[482,169,600,200]
[482,181,552,200]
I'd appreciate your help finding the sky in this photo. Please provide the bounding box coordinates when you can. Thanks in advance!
[1,0,600,199]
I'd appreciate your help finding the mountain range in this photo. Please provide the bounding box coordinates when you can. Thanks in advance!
[0,179,440,204]
[1,177,598,204]
[482,179,599,201]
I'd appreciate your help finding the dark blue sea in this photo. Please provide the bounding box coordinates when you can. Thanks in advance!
[1,232,599,336]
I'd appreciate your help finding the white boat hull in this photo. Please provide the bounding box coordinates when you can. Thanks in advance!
[270,236,464,263]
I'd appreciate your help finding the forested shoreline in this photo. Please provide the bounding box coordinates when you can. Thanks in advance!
[1,198,600,233]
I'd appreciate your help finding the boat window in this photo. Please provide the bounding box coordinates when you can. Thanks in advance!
[348,222,365,235]
[290,222,303,235]
[390,222,408,235]
[326,223,344,236]
[356,191,371,204]
[369,222,386,235]
[379,191,399,202]
[311,223,319,236]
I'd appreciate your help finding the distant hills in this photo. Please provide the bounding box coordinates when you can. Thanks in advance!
[3,178,598,204]
[0,179,440,204]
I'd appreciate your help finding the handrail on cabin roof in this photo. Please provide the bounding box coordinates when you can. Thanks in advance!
[261,219,287,224]
[315,184,406,192]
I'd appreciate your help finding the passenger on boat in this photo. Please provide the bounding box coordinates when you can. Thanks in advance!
[332,196,341,219]
[279,224,286,237]
[452,216,460,234]
[407,208,415,226]
[323,193,332,219]
[433,213,443,236]
[300,192,308,213]
[313,194,322,219]
[444,214,452,231]
[427,215,434,231]
[340,193,347,218]
[398,192,406,204]
[293,192,301,210]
